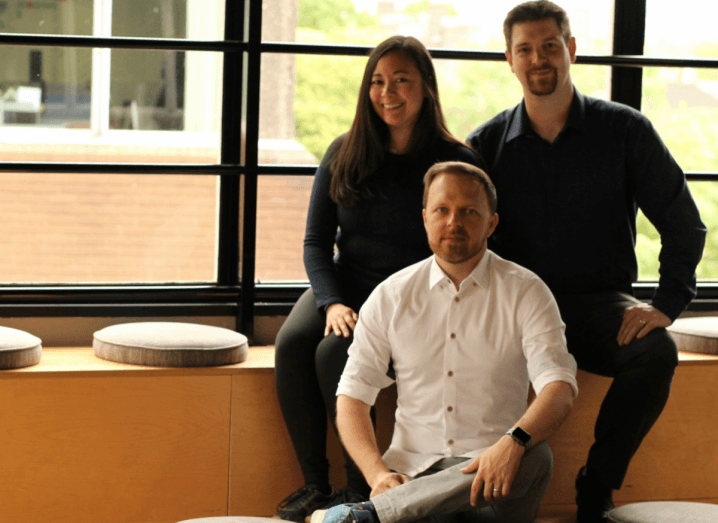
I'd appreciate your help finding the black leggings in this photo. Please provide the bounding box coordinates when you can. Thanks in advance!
[274,288,372,496]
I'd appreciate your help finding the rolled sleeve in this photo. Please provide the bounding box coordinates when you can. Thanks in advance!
[529,351,578,397]
[519,277,578,398]
[337,285,396,405]
[337,359,388,406]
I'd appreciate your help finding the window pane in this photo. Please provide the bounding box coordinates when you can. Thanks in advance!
[112,0,225,41]
[268,0,613,54]
[637,182,718,281]
[255,175,314,282]
[646,0,717,58]
[0,48,222,163]
[0,46,91,127]
[0,172,217,283]
[0,0,92,36]
[642,67,718,172]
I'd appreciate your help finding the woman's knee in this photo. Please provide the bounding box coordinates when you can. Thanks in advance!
[315,334,353,384]
[275,289,325,362]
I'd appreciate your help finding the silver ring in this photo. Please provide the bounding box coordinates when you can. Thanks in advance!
[493,488,500,492]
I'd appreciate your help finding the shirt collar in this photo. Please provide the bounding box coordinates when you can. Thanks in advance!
[506,86,586,143]
[428,250,492,291]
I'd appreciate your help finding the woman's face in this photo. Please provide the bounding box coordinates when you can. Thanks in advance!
[369,50,426,137]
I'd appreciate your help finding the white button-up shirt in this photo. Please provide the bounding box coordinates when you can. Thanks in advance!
[337,250,578,477]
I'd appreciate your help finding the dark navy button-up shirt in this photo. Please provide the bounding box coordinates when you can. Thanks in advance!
[468,88,706,321]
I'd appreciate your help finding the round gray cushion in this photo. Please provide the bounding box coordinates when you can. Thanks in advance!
[608,501,718,523]
[177,518,288,523]
[668,317,718,355]
[0,326,42,370]
[93,322,248,367]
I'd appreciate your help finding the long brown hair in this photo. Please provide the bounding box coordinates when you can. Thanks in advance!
[330,35,464,207]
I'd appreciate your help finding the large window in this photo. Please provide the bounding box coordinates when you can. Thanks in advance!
[1,0,716,332]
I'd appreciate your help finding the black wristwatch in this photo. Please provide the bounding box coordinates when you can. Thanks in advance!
[506,427,532,451]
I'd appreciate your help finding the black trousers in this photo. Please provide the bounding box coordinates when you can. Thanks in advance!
[274,288,371,495]
[555,290,678,490]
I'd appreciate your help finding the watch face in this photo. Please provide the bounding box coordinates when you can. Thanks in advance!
[510,427,530,444]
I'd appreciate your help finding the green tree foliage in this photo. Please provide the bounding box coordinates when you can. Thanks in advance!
[402,1,457,17]
[298,0,375,32]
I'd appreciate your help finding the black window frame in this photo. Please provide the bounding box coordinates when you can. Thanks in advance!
[0,0,717,336]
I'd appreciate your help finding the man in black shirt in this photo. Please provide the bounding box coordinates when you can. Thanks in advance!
[468,2,706,523]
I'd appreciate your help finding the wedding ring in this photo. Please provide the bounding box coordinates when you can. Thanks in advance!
[493,488,501,492]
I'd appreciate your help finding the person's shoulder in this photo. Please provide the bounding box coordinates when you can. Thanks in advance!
[365,257,432,310]
[487,251,551,294]
[319,133,348,169]
[467,104,519,143]
[384,256,432,287]
[582,94,651,128]
[488,250,536,281]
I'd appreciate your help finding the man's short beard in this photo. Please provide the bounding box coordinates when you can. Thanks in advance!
[527,68,558,96]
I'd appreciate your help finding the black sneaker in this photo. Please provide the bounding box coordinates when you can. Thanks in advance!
[275,485,332,523]
[575,466,615,523]
[305,487,367,522]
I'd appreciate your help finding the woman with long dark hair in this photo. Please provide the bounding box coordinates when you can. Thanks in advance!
[274,35,481,522]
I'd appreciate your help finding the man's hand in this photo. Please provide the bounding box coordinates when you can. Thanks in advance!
[617,303,672,346]
[460,436,525,505]
[368,471,411,497]
[325,303,359,338]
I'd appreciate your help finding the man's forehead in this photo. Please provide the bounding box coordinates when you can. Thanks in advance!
[428,172,485,199]
[511,18,562,46]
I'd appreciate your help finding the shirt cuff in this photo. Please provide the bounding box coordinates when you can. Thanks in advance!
[337,374,382,406]
[532,369,579,398]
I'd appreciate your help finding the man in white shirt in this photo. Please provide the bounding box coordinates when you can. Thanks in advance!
[311,161,578,523]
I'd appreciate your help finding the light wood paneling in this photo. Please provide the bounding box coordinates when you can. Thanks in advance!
[0,374,231,523]
[1,347,716,522]
[228,368,398,517]
[542,362,718,511]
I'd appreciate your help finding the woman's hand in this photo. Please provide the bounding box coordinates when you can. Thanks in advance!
[325,303,359,338]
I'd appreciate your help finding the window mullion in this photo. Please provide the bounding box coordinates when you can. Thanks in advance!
[91,0,112,137]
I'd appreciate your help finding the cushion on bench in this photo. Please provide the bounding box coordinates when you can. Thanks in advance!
[668,317,718,355]
[608,501,718,523]
[93,322,248,367]
[0,326,42,370]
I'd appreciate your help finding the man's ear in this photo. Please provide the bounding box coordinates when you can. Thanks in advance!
[568,37,577,63]
[505,49,514,71]
[487,213,499,238]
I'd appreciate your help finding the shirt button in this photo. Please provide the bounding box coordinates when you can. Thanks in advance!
[454,297,460,303]
[450,333,456,339]
[447,406,453,412]
[447,371,453,377]
[448,439,454,445]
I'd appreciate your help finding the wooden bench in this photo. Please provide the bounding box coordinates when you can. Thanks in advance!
[0,347,716,523]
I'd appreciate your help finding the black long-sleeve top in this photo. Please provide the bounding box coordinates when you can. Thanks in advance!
[468,88,706,321]
[304,135,481,311]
